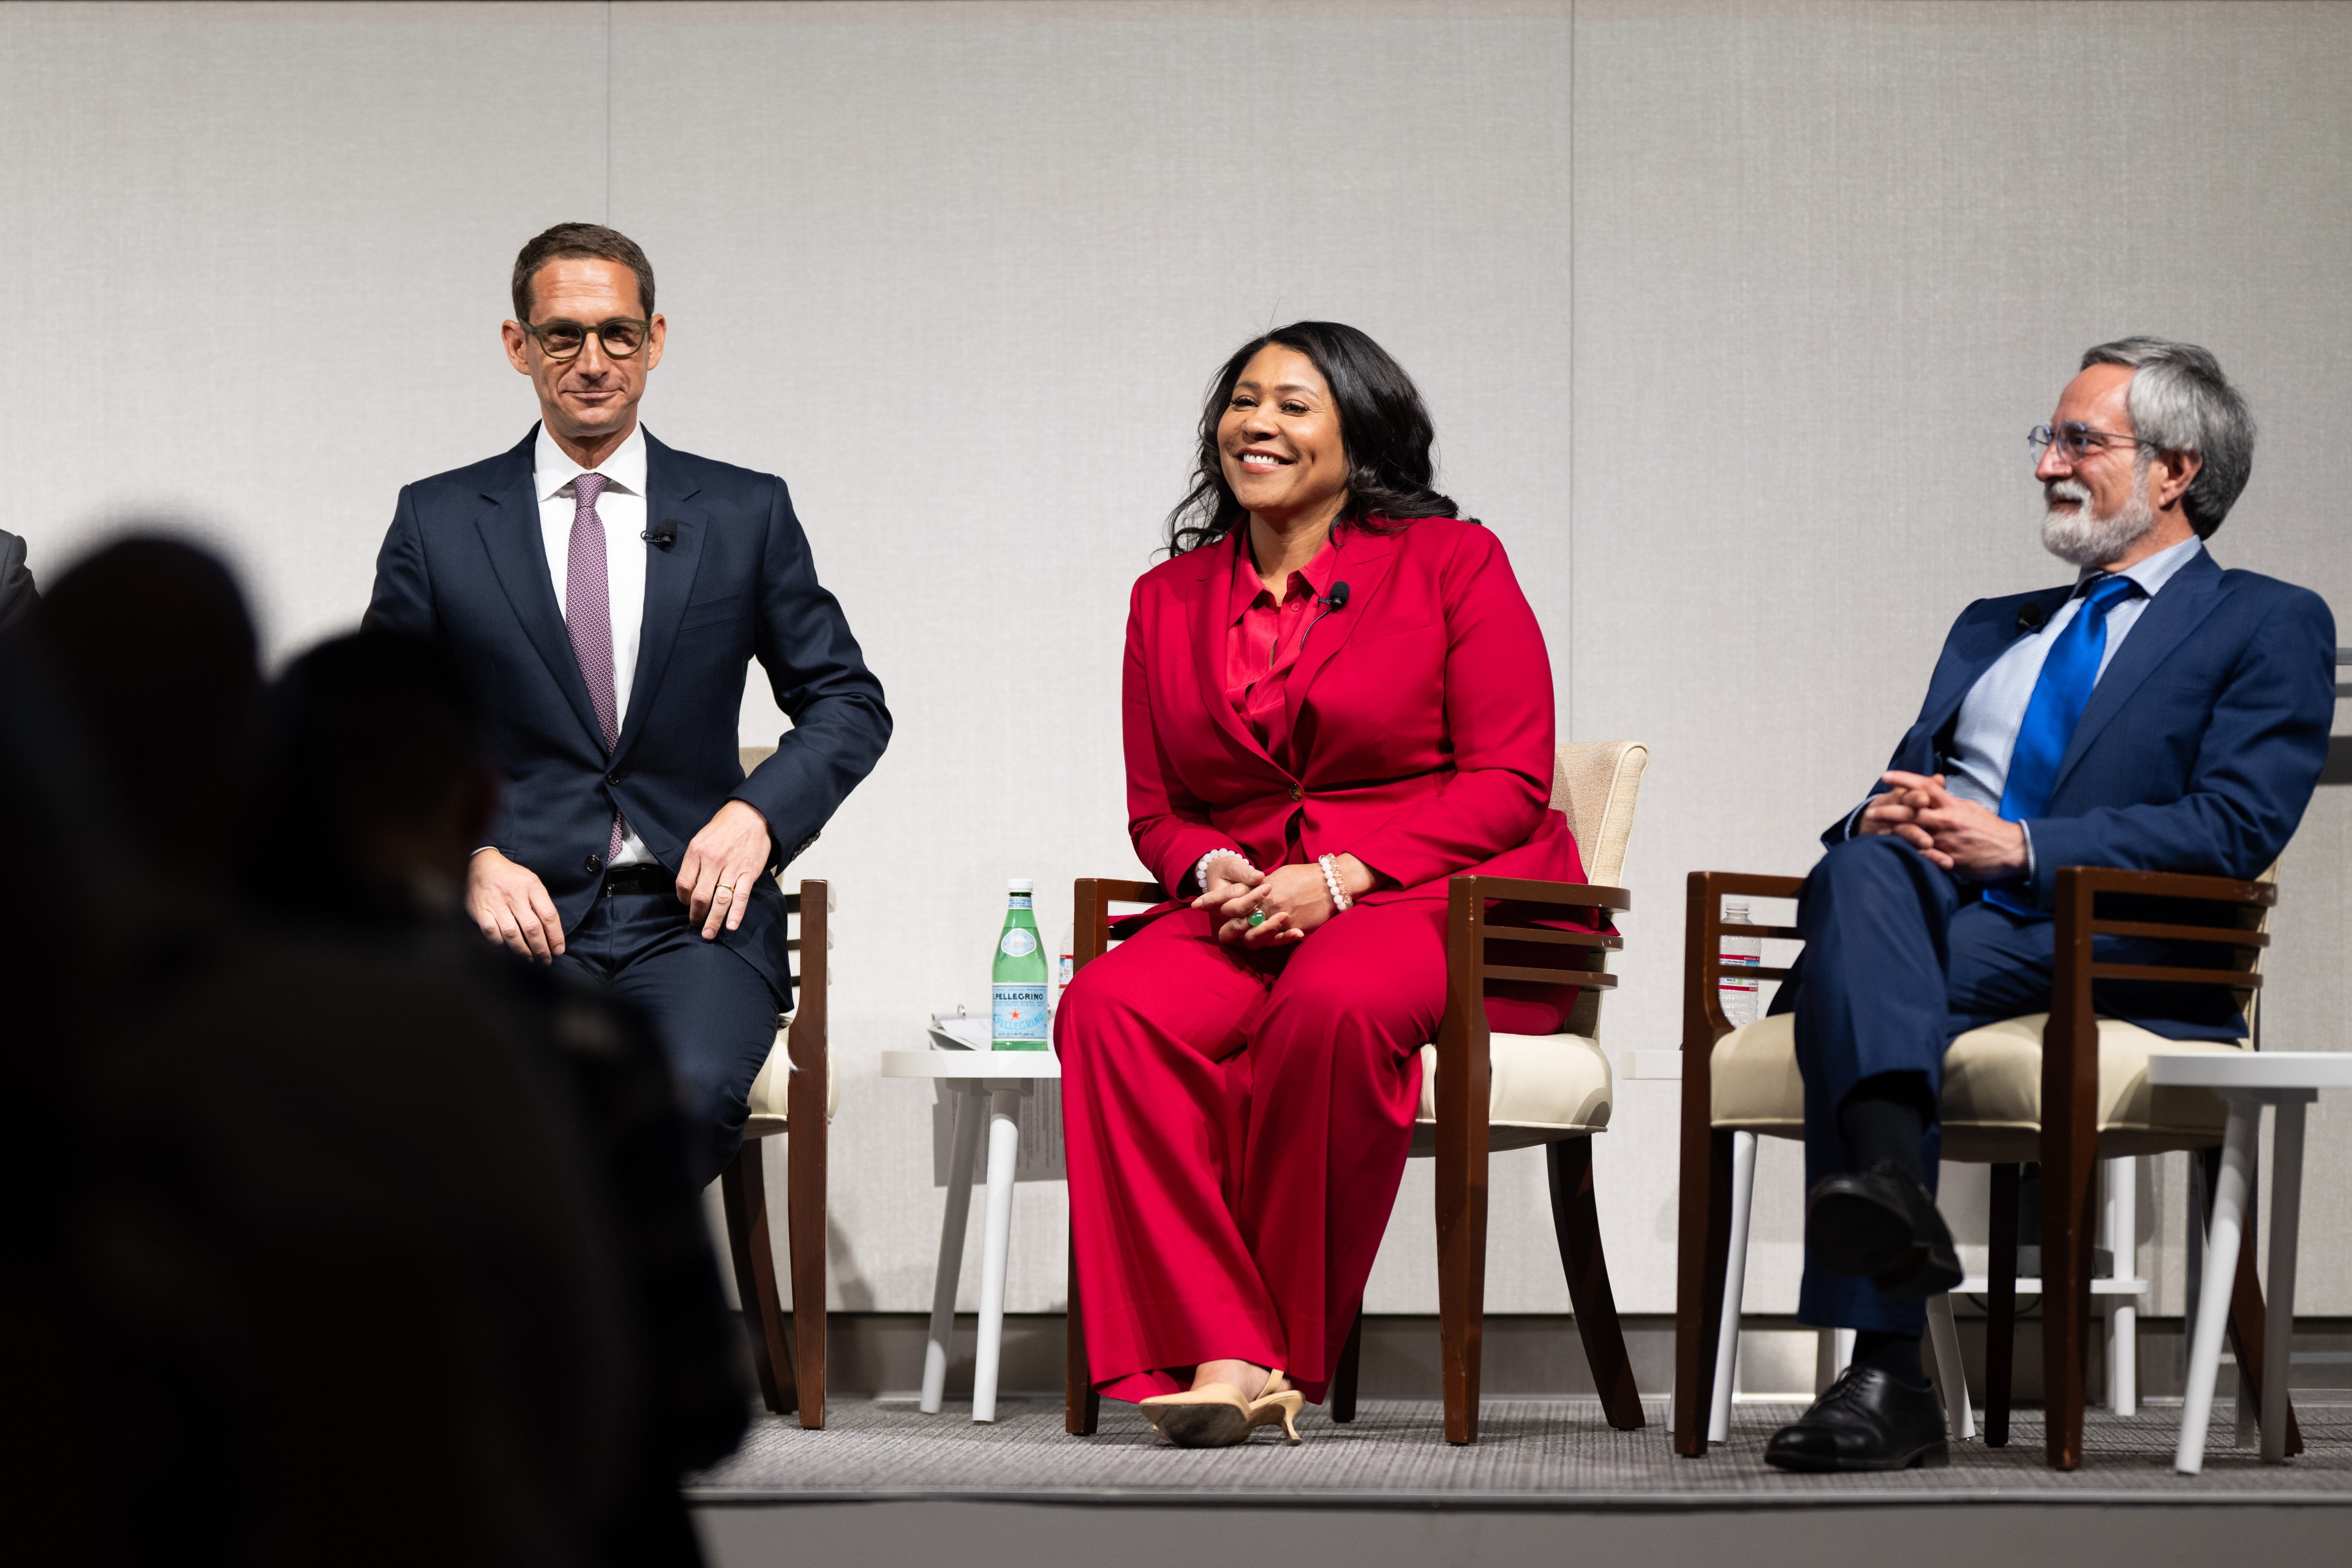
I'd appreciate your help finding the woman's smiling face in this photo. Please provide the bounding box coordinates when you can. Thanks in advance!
[1218,345,1350,529]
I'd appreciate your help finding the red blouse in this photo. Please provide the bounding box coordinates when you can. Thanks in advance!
[1223,529,1343,770]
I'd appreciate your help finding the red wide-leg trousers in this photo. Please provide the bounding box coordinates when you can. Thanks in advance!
[1056,901,1570,1405]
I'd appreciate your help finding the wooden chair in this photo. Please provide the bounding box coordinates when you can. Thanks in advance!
[1672,864,2303,1469]
[1065,740,1650,1445]
[713,865,836,1430]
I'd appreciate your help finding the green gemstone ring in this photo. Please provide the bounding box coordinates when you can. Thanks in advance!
[1247,910,1268,927]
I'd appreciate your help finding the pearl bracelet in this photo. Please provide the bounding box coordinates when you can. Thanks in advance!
[1317,853,1354,913]
[1194,848,1254,894]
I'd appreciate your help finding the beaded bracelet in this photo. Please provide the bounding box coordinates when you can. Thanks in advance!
[1194,847,1254,895]
[1317,853,1354,913]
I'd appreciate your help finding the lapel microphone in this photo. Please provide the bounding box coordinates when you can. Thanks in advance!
[1292,581,1352,661]
[642,519,679,549]
[2016,600,2049,633]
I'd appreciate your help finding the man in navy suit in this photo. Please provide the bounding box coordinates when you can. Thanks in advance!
[1764,339,2335,1472]
[367,224,891,1184]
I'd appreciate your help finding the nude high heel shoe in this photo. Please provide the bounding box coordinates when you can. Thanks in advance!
[1141,1372,1305,1448]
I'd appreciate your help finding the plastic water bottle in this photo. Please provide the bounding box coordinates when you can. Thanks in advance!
[992,879,1050,1050]
[1720,900,1762,1027]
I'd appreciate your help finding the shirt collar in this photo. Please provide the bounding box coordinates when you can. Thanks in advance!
[1229,525,1343,612]
[2081,532,2203,598]
[535,421,648,503]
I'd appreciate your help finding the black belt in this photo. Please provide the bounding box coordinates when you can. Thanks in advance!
[601,864,676,897]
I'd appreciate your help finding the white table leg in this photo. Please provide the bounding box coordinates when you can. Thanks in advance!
[1708,1130,1757,1444]
[971,1086,1023,1423]
[922,1085,986,1414]
[2176,1096,2258,1474]
[2260,1095,2309,1464]
[2107,1156,2136,1416]
[1926,1292,1974,1442]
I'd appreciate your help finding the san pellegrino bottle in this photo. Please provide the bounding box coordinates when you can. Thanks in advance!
[992,879,1050,1050]
[1719,900,1762,1027]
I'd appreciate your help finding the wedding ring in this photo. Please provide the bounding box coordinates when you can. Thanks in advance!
[1247,910,1267,927]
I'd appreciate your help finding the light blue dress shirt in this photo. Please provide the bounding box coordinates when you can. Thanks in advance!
[1848,533,2208,877]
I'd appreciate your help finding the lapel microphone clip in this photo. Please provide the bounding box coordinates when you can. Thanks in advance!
[643,519,680,549]
[2016,599,2050,633]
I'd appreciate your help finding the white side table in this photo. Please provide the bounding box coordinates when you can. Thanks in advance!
[879,1047,1061,1423]
[2149,1050,2352,1473]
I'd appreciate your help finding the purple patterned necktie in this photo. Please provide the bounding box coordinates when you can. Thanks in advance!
[564,472,626,861]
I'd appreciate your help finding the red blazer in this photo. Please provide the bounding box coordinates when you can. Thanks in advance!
[1123,517,1583,905]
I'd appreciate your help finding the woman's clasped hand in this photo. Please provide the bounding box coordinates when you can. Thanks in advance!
[1190,853,1376,946]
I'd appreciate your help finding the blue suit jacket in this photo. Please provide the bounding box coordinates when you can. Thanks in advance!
[1828,548,2335,908]
[364,428,892,999]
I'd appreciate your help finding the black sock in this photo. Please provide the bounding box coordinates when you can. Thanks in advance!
[1852,1329,1924,1386]
[1838,1073,1931,1182]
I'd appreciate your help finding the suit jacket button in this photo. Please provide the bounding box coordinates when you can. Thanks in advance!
[1289,784,1303,802]
[584,853,605,875]
[606,771,624,786]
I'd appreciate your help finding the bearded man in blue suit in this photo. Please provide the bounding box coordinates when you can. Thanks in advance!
[1764,338,2335,1472]
[367,224,890,1184]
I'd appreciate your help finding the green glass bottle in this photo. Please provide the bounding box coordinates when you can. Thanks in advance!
[991,878,1050,1050]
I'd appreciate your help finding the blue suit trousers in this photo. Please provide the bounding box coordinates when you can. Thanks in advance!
[559,883,784,1188]
[1786,835,2247,1331]
[1785,836,2057,1333]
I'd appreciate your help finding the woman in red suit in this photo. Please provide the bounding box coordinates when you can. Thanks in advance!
[1056,322,1587,1447]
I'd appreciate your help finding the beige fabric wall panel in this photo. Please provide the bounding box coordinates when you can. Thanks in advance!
[1573,1,2352,1315]
[608,1,1575,1313]
[2,1,612,645]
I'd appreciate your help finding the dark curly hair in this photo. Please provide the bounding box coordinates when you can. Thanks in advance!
[1164,321,1472,556]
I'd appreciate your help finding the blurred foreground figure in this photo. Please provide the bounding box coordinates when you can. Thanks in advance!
[0,525,35,631]
[247,628,749,1555]
[8,541,741,1565]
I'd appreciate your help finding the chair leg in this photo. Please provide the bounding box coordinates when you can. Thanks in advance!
[719,1140,796,1416]
[1926,1293,1975,1443]
[1707,1131,1757,1445]
[2040,1134,2098,1469]
[1548,1137,1643,1430]
[785,1111,827,1430]
[1064,1232,1098,1435]
[1985,1163,2019,1448]
[1332,1308,1364,1424]
[1672,1126,1735,1457]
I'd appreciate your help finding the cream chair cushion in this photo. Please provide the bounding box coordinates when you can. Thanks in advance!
[1710,1011,2242,1163]
[1409,1030,1613,1156]
[743,1012,840,1139]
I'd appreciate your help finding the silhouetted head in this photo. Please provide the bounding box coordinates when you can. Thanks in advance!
[39,537,260,888]
[251,628,494,919]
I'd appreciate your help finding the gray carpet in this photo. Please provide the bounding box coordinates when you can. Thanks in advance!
[690,1396,2352,1506]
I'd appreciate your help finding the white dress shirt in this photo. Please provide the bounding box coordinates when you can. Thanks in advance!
[535,422,658,867]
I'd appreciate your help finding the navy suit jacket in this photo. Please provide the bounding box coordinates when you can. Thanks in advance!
[364,427,892,999]
[1828,547,2335,908]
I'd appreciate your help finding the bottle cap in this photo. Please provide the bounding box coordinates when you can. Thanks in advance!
[1007,878,1035,893]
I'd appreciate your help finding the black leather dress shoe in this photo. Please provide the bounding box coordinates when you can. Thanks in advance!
[1805,1160,1964,1299]
[1764,1365,1950,1472]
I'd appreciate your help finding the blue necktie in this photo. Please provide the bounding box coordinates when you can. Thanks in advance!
[1983,572,2139,914]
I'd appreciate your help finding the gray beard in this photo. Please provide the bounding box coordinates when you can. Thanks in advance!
[2040,480,2156,568]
